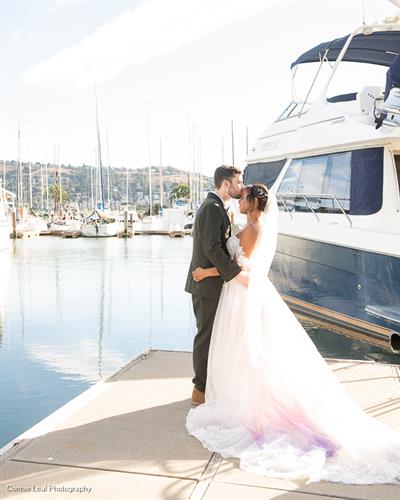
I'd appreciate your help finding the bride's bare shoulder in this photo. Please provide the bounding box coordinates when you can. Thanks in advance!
[239,222,261,256]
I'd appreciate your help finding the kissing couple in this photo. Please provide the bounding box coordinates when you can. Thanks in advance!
[184,165,400,484]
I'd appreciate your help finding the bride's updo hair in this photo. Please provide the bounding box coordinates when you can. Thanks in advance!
[246,183,269,212]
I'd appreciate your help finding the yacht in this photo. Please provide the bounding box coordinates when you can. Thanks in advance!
[244,21,400,352]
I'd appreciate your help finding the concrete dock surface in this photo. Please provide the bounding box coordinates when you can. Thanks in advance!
[0,350,399,500]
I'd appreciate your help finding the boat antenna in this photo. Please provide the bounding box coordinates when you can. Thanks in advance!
[362,0,366,25]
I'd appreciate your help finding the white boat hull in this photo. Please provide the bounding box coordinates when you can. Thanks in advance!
[0,224,9,251]
[81,222,119,237]
[0,199,11,251]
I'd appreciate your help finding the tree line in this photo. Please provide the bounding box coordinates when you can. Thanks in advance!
[0,161,213,212]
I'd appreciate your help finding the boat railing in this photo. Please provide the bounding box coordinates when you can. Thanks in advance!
[275,101,312,122]
[277,193,352,227]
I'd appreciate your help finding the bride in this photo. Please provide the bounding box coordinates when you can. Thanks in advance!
[186,183,400,484]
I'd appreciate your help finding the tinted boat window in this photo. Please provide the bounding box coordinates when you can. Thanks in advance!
[277,148,382,215]
[278,159,302,194]
[394,155,400,197]
[349,148,383,215]
[244,160,287,188]
[278,153,351,213]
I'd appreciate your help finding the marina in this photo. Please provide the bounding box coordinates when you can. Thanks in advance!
[1,1,400,497]
[0,236,399,453]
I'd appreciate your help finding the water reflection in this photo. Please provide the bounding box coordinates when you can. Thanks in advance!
[0,235,397,448]
[303,321,400,364]
[0,250,11,343]
[0,236,195,447]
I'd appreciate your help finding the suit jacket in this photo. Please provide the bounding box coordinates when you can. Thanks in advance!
[185,192,241,298]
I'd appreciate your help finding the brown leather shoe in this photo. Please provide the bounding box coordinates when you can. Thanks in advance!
[191,387,205,406]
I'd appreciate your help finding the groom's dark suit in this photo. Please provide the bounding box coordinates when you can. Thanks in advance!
[185,192,241,392]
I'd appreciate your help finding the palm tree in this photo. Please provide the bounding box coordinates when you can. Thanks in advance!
[49,184,70,214]
[169,183,190,204]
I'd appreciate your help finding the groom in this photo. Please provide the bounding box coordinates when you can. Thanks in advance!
[185,165,249,406]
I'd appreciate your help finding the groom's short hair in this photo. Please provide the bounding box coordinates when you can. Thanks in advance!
[214,165,242,189]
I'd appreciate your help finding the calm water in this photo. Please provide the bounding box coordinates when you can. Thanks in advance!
[0,236,398,447]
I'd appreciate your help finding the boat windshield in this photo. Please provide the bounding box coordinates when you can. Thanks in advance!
[276,101,311,121]
[325,61,387,99]
[276,60,387,122]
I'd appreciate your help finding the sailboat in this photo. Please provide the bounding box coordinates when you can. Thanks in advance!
[82,91,120,238]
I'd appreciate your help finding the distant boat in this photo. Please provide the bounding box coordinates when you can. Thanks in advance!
[19,212,48,233]
[81,89,121,238]
[81,209,119,237]
[0,188,15,250]
[118,202,139,227]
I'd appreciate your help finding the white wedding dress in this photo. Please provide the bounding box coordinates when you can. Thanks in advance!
[186,195,400,484]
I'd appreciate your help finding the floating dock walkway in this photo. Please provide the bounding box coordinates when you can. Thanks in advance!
[1,350,399,499]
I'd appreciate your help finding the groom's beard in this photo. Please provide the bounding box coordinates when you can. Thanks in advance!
[228,188,242,200]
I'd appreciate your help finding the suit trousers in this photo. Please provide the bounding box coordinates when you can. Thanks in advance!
[192,294,220,392]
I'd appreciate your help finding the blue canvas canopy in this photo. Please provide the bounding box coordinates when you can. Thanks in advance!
[291,31,400,68]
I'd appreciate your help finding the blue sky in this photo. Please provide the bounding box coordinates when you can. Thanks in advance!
[0,0,398,175]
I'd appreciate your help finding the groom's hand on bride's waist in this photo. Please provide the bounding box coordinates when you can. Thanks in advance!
[236,271,249,288]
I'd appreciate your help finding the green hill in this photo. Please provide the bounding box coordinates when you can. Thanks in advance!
[0,161,213,211]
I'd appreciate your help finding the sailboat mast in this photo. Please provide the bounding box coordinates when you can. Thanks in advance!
[159,137,163,210]
[126,162,129,206]
[53,144,57,213]
[28,161,32,210]
[40,162,44,211]
[146,101,152,216]
[16,123,22,210]
[187,115,192,211]
[198,132,203,203]
[95,88,105,211]
[106,129,111,209]
[231,119,235,165]
[45,160,49,212]
[192,123,196,208]
[90,153,95,210]
[58,144,62,215]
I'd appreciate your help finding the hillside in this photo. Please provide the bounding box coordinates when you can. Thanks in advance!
[0,161,213,211]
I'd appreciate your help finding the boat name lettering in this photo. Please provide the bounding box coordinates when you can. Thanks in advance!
[261,140,279,151]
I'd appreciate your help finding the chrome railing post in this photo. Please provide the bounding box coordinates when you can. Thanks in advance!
[277,193,352,226]
[302,195,319,222]
[277,194,293,220]
[330,194,352,227]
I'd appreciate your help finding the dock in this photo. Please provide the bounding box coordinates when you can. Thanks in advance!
[0,350,399,499]
[134,229,186,236]
[10,230,41,239]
